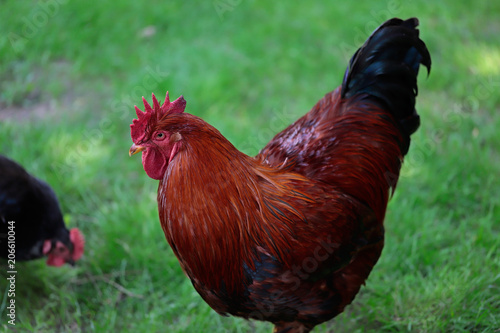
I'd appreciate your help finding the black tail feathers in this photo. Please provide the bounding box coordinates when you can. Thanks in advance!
[341,18,431,154]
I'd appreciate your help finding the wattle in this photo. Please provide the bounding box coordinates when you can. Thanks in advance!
[142,148,168,180]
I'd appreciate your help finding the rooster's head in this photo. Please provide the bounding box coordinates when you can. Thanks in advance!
[129,92,187,180]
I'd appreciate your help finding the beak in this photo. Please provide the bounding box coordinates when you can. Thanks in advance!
[129,144,145,156]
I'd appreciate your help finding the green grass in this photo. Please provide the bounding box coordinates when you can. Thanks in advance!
[1,0,499,332]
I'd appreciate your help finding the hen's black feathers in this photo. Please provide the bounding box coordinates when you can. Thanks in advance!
[0,155,71,261]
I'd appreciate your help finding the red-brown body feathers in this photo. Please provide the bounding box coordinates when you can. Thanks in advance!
[130,18,430,333]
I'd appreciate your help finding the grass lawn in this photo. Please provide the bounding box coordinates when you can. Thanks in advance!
[1,0,499,332]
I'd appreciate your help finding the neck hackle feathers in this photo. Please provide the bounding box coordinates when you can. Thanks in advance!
[130,92,186,143]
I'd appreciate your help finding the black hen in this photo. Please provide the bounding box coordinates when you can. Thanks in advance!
[0,155,84,266]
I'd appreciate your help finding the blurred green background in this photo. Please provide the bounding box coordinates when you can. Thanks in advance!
[0,0,499,332]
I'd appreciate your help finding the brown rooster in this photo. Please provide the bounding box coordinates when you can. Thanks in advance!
[129,18,430,333]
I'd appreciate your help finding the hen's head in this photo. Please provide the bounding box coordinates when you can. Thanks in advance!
[129,92,187,180]
[43,228,85,267]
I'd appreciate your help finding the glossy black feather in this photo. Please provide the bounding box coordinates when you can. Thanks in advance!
[0,155,71,261]
[341,17,431,154]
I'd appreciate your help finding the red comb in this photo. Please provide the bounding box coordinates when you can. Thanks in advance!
[70,228,85,261]
[130,92,186,143]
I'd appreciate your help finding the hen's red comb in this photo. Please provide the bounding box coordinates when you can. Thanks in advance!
[70,228,85,261]
[130,92,186,143]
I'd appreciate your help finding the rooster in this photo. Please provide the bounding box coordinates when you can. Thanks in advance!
[0,155,84,267]
[129,18,430,332]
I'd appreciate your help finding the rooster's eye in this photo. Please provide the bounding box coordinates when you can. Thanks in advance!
[156,132,165,139]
